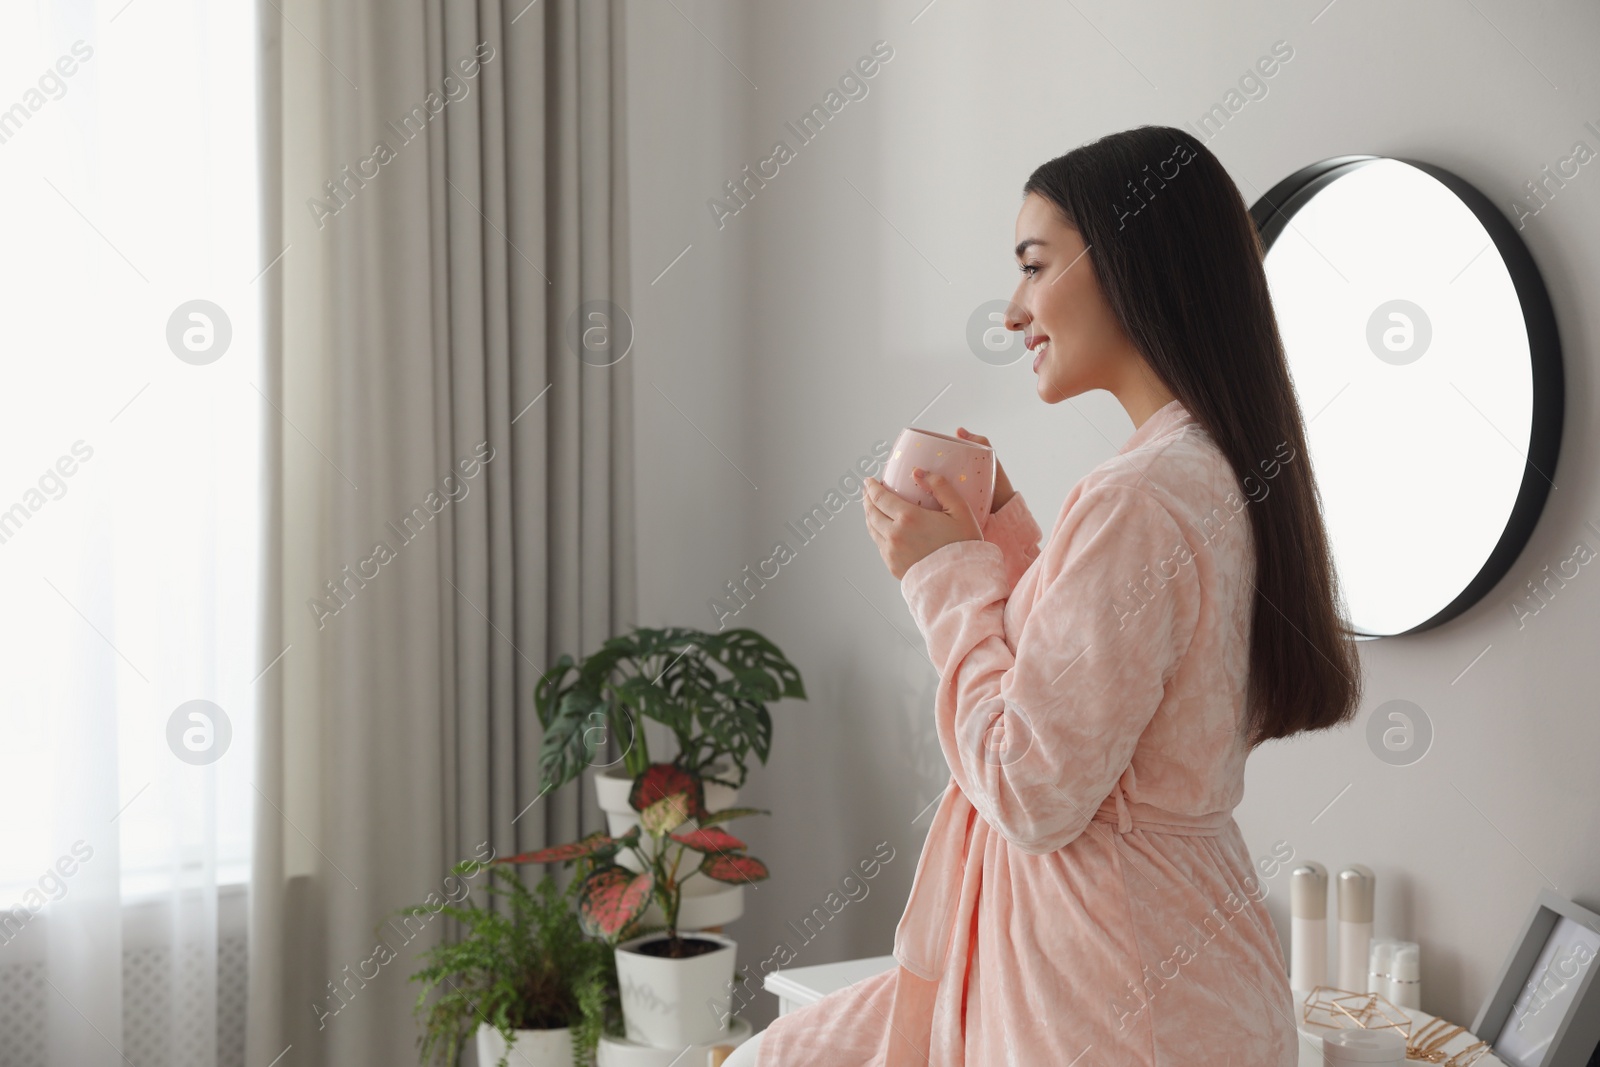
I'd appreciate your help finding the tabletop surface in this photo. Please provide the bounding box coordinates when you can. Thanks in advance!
[762,957,1506,1066]
[761,954,896,1002]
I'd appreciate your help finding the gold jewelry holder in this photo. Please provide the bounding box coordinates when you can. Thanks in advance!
[1300,985,1491,1066]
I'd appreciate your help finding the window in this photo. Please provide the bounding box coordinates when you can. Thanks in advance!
[0,1,260,912]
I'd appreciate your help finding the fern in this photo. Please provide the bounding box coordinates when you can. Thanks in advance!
[407,862,621,1067]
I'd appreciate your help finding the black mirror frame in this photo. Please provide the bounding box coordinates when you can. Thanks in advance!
[1248,155,1565,637]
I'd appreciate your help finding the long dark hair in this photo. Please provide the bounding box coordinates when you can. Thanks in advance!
[1023,125,1362,746]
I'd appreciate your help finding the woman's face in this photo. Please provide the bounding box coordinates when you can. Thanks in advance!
[1006,191,1138,404]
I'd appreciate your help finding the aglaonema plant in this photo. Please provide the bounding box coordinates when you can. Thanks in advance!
[497,764,769,954]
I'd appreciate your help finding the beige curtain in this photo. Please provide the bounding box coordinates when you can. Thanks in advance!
[249,1,635,1063]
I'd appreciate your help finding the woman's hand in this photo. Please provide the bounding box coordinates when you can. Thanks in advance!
[862,468,984,580]
[956,426,1014,511]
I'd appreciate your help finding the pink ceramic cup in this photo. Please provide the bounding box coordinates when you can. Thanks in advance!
[881,427,996,525]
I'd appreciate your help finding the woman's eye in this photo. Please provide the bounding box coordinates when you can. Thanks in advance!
[1018,262,1040,277]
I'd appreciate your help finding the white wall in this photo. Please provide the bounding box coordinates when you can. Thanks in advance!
[628,0,1600,1035]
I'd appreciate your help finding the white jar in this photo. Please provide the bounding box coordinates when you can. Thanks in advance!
[1322,1027,1406,1066]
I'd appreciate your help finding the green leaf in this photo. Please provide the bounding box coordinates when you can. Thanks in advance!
[403,865,622,1065]
[533,654,577,731]
[707,628,807,700]
[575,641,632,699]
[612,674,689,737]
[695,687,772,773]
[537,687,609,795]
[724,663,780,701]
[695,806,769,828]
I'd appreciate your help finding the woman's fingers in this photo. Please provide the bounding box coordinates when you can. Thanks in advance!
[862,480,893,538]
[956,426,991,447]
[863,476,908,520]
[863,497,888,535]
[958,426,1003,472]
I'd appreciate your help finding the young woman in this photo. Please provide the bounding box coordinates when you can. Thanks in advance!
[726,125,1362,1067]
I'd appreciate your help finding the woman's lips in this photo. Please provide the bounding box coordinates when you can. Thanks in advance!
[1032,340,1049,372]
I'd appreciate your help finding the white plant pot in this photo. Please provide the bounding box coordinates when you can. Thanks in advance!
[594,767,747,930]
[593,765,638,821]
[614,931,738,1049]
[474,1023,573,1067]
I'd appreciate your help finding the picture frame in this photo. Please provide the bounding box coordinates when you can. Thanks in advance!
[1472,888,1600,1067]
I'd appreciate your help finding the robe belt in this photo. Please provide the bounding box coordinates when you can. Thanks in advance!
[893,784,1234,982]
[1089,783,1234,837]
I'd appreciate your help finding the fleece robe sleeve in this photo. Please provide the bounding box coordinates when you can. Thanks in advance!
[899,483,1201,855]
[978,491,1044,591]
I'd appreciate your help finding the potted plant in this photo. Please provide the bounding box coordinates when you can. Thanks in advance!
[535,626,804,932]
[536,624,805,795]
[499,763,769,1050]
[405,862,621,1067]
[535,626,804,934]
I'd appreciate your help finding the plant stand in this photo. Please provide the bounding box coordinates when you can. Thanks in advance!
[597,1016,753,1067]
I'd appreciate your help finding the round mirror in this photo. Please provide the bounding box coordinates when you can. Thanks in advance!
[1250,156,1563,638]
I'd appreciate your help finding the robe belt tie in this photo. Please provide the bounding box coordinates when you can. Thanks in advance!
[1089,784,1234,838]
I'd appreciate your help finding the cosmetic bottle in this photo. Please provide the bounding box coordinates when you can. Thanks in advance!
[1367,937,1398,995]
[1337,865,1375,993]
[1388,941,1421,1009]
[1289,862,1328,992]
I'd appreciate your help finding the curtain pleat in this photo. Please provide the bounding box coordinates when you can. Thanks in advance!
[247,2,635,1063]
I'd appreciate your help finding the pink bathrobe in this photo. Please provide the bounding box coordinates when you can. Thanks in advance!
[758,399,1300,1066]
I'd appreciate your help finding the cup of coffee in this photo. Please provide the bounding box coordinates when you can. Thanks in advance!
[882,427,996,525]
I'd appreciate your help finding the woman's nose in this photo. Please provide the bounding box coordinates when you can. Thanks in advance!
[1003,298,1027,334]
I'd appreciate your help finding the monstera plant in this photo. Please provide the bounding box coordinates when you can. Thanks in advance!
[498,763,767,1048]
[534,626,806,795]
